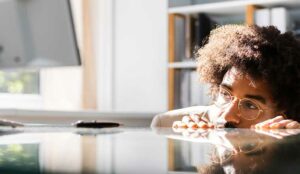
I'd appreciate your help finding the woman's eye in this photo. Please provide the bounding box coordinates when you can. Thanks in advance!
[242,101,258,110]
[219,89,231,98]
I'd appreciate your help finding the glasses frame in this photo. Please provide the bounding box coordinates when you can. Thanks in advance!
[214,87,267,121]
[212,139,264,165]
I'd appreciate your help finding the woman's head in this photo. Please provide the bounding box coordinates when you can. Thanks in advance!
[197,132,300,174]
[197,25,300,121]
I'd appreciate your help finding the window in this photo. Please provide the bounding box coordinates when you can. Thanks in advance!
[0,70,42,109]
[0,70,39,94]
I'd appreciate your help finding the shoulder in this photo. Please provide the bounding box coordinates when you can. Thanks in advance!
[151,105,211,128]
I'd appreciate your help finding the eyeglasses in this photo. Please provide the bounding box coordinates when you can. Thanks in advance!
[214,87,266,120]
[211,138,264,165]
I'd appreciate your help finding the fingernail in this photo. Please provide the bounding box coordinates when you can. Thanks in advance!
[182,116,191,124]
[190,114,200,123]
[286,121,298,129]
[178,122,188,128]
[188,122,198,129]
[198,122,208,128]
[254,124,259,129]
[207,122,214,128]
[270,123,279,129]
[172,121,182,128]
[274,116,284,120]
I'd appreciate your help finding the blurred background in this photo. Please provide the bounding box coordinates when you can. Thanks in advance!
[0,1,299,173]
[0,0,299,126]
[0,0,168,115]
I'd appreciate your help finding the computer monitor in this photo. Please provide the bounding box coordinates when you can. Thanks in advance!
[0,0,81,69]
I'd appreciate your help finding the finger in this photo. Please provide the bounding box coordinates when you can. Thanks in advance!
[190,114,201,123]
[187,122,198,130]
[191,114,214,128]
[286,121,300,129]
[197,121,210,129]
[259,116,284,129]
[187,128,198,133]
[255,116,284,129]
[182,115,192,124]
[172,127,184,133]
[254,119,273,129]
[172,121,181,128]
[207,122,214,128]
[172,121,188,129]
[269,119,294,129]
[178,122,188,129]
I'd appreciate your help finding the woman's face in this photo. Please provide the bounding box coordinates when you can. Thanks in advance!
[210,67,281,128]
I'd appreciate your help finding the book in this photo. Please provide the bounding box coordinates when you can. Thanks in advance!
[174,16,186,62]
[181,13,217,60]
[174,70,212,108]
[185,15,193,59]
[189,13,217,60]
[180,70,191,108]
[174,70,182,109]
[190,71,211,106]
[193,13,214,52]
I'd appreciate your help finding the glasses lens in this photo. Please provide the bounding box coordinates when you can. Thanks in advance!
[239,99,260,120]
[239,141,263,155]
[239,142,259,152]
[215,88,232,107]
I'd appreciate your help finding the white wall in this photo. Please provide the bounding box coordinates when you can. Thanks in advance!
[39,0,168,113]
[40,67,82,111]
[114,0,168,112]
[93,0,168,113]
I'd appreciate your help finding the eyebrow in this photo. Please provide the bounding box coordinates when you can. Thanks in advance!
[220,84,266,104]
[245,94,266,104]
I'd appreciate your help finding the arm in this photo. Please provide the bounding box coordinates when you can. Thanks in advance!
[151,105,210,128]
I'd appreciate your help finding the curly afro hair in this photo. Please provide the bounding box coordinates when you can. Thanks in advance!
[196,24,300,121]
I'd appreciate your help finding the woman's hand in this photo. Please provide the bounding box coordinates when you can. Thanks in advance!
[173,115,300,130]
[172,113,214,129]
[253,116,300,129]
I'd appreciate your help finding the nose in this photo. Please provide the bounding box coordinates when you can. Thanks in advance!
[216,98,241,126]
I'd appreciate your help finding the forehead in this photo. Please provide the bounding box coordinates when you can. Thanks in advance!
[223,67,261,88]
[222,67,273,103]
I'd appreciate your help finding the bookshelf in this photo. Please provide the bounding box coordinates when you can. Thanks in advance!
[167,0,300,110]
[168,0,300,15]
[167,0,300,173]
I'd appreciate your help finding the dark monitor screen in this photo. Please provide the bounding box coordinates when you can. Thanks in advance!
[0,0,81,69]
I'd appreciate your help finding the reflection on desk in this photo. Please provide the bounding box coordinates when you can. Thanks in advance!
[0,127,299,174]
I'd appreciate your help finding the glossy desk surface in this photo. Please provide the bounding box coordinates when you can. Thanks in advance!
[0,126,300,174]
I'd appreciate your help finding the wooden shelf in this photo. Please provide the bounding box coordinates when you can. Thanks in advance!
[168,0,300,15]
[168,61,197,69]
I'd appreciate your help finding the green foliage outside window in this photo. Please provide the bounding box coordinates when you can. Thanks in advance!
[0,144,40,173]
[0,71,39,94]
